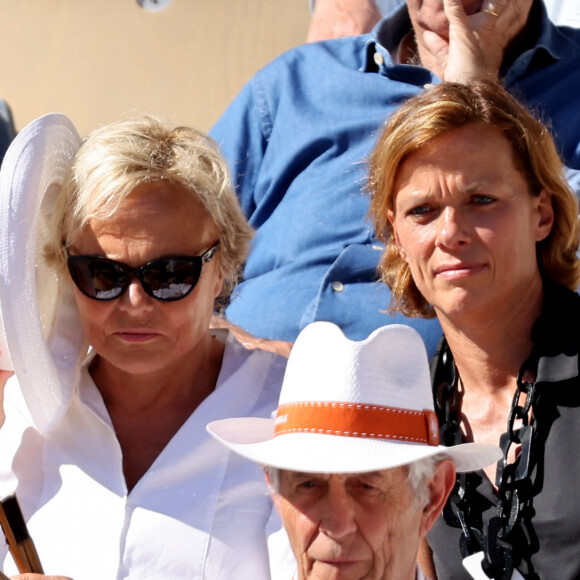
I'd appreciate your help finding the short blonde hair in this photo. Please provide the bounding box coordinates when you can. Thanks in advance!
[368,81,580,318]
[45,115,253,311]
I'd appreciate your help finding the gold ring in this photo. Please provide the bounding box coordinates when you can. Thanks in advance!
[482,8,500,16]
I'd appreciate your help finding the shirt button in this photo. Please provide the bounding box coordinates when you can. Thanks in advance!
[331,281,345,292]
[373,52,384,67]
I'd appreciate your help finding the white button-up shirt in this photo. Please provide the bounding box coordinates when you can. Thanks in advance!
[0,331,286,579]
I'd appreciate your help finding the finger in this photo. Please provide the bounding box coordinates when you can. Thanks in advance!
[421,29,450,64]
[443,0,472,36]
[476,0,533,50]
[443,0,468,24]
[481,0,533,27]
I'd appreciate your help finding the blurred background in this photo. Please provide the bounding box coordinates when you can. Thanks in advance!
[0,0,310,136]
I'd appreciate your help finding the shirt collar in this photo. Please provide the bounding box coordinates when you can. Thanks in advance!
[362,4,410,72]
[362,5,436,86]
[502,0,568,83]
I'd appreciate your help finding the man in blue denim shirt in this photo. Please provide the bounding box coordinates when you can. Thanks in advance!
[210,0,580,357]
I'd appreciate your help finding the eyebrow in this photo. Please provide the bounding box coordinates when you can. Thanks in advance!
[404,179,496,196]
[286,471,321,480]
[354,471,385,481]
[462,180,497,192]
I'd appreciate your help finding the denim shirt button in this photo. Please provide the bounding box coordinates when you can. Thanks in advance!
[373,52,384,67]
[331,281,345,292]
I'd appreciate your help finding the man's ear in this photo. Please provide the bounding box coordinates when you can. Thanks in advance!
[419,459,456,536]
[387,210,408,263]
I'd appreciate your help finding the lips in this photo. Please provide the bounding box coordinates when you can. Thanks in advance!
[433,262,486,279]
[114,330,161,343]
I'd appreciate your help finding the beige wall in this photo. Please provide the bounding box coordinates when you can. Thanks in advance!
[1,0,310,136]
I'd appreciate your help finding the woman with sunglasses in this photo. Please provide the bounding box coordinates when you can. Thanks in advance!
[0,115,287,579]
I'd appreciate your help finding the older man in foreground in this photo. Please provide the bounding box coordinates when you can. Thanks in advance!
[208,322,501,579]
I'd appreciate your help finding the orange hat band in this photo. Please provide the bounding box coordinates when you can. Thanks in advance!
[274,401,440,446]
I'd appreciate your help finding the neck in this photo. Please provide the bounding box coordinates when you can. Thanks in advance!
[93,333,223,410]
[90,333,225,490]
[396,30,420,66]
[439,278,543,395]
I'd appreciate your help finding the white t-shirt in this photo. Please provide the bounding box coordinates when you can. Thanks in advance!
[0,331,287,579]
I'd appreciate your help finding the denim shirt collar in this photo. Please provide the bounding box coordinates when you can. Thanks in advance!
[362,4,410,73]
[362,0,575,85]
[362,5,436,86]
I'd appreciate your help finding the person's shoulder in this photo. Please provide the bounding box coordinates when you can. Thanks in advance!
[534,280,580,350]
[539,16,580,58]
[226,336,288,415]
[548,281,580,307]
[213,333,287,416]
[255,33,370,80]
[224,331,288,382]
[553,21,580,47]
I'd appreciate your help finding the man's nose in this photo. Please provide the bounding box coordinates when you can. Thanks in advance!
[319,485,357,540]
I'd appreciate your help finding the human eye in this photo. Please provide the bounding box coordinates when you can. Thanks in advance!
[359,482,378,492]
[297,479,318,489]
[350,477,382,497]
[291,477,328,502]
[471,194,495,206]
[405,204,433,217]
[290,474,326,493]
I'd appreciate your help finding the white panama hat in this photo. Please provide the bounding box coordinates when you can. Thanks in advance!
[207,322,501,473]
[0,113,86,434]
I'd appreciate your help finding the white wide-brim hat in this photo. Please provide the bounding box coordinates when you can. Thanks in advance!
[208,322,501,473]
[0,113,86,434]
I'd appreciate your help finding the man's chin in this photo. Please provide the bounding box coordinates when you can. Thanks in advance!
[309,558,369,580]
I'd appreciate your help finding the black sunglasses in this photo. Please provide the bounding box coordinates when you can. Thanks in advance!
[67,243,219,302]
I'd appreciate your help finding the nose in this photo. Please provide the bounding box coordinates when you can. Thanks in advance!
[118,278,155,314]
[319,483,357,540]
[435,206,470,249]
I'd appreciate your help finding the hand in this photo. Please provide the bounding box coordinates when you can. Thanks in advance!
[210,316,292,358]
[421,0,533,82]
[307,0,382,43]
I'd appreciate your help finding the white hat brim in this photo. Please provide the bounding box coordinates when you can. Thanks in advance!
[207,417,501,474]
[0,113,85,433]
